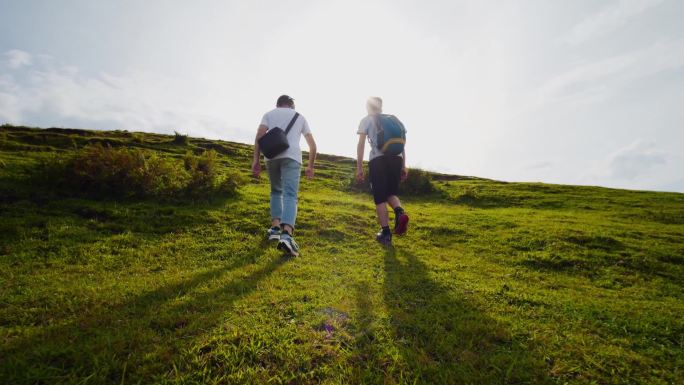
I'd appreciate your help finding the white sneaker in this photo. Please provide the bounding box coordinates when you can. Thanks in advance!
[277,233,300,257]
[267,226,281,241]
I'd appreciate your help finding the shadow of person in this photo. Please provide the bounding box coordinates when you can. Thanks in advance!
[383,248,548,384]
[1,250,289,383]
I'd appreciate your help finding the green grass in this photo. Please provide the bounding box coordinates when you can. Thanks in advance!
[1,125,683,384]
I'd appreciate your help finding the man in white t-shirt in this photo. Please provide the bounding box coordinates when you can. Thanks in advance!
[252,95,317,256]
[356,96,409,246]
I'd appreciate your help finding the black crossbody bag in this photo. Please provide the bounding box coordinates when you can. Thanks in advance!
[258,112,299,158]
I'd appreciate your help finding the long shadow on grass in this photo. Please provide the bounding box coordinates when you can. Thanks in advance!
[1,246,288,384]
[0,195,267,262]
[382,248,548,384]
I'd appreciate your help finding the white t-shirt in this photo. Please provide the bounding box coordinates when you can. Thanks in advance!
[260,107,312,163]
[357,114,404,161]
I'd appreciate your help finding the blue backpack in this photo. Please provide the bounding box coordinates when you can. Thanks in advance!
[374,114,406,156]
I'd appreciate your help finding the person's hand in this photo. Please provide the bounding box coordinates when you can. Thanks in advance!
[355,169,365,184]
[400,167,408,182]
[251,160,261,178]
[305,166,315,180]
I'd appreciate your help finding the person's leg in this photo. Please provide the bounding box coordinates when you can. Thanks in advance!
[369,157,390,227]
[266,159,283,228]
[370,156,392,245]
[376,203,390,227]
[385,155,408,235]
[387,195,402,210]
[276,159,302,255]
[385,155,402,207]
[279,158,301,235]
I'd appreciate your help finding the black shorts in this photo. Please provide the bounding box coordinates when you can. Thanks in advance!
[369,155,403,204]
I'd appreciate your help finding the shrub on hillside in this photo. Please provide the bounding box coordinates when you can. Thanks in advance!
[173,131,189,145]
[217,171,248,197]
[184,150,218,196]
[347,166,436,196]
[35,154,77,191]
[131,133,145,144]
[71,143,190,197]
[132,152,191,197]
[399,168,436,195]
[37,144,244,199]
[347,172,371,193]
[455,185,479,203]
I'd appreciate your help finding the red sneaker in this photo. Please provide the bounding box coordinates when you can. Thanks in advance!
[394,213,409,235]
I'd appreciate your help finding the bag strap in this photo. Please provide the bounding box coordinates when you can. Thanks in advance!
[284,112,300,135]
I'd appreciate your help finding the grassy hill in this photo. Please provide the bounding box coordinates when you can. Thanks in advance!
[0,125,682,384]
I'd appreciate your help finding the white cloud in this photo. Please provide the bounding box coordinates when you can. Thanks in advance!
[0,91,21,122]
[564,0,665,45]
[607,140,667,179]
[537,39,684,105]
[0,52,250,141]
[575,140,682,191]
[3,49,33,69]
[658,178,684,193]
[525,161,554,171]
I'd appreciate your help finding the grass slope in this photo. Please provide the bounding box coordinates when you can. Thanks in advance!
[1,125,683,384]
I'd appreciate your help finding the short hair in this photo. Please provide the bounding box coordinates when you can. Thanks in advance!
[276,95,294,107]
[367,96,382,112]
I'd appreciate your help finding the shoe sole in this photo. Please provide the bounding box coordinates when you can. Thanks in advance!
[277,240,299,256]
[394,214,409,235]
[376,235,392,247]
[377,239,392,247]
[268,234,280,241]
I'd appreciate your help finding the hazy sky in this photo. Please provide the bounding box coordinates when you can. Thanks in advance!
[1,0,683,192]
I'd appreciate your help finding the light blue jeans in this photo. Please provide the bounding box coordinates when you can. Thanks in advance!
[266,158,301,229]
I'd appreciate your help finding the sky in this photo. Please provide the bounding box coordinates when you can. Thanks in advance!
[1,0,683,192]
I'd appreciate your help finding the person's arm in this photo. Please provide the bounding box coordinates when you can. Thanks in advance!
[356,134,366,182]
[304,133,317,179]
[252,124,268,177]
[401,149,408,182]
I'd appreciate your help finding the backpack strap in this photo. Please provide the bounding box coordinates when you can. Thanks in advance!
[373,114,384,150]
[372,114,383,132]
[284,112,300,135]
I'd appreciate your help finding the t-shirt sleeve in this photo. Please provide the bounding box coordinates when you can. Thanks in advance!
[357,117,369,135]
[301,116,311,135]
[259,113,269,128]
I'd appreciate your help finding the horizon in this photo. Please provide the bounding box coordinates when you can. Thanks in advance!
[1,0,683,192]
[7,123,683,195]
